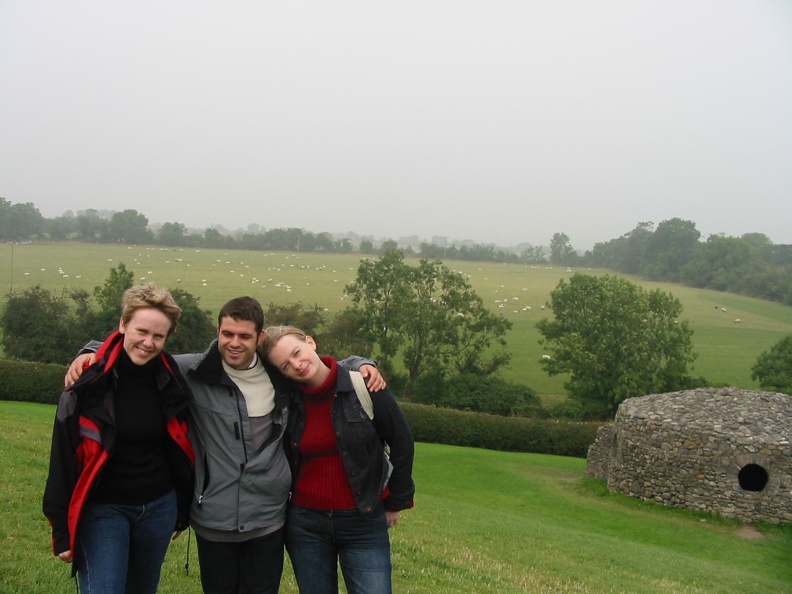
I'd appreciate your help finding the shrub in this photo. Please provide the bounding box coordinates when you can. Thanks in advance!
[0,360,65,405]
[400,402,601,458]
[413,372,545,417]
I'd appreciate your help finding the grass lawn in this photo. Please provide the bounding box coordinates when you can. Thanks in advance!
[2,401,791,593]
[3,242,792,402]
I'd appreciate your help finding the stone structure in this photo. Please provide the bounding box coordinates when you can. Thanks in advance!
[586,387,792,525]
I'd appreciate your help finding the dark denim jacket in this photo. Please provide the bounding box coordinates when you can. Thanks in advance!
[284,366,415,515]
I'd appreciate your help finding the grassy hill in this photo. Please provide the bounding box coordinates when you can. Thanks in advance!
[3,400,790,594]
[3,242,792,399]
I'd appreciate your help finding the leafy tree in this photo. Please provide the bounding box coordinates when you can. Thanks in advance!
[520,245,546,264]
[10,201,45,240]
[680,234,756,291]
[379,239,399,255]
[536,274,697,419]
[109,209,152,244]
[640,218,701,281]
[158,222,188,246]
[322,309,374,361]
[359,239,374,254]
[345,251,512,395]
[333,238,353,253]
[262,301,327,338]
[90,263,135,336]
[751,335,792,395]
[0,198,46,241]
[75,209,110,242]
[0,285,76,363]
[94,263,135,315]
[259,301,377,362]
[549,232,577,265]
[47,216,74,240]
[344,251,412,375]
[166,288,217,354]
[588,222,653,273]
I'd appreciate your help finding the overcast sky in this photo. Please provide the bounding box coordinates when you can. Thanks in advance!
[2,1,791,250]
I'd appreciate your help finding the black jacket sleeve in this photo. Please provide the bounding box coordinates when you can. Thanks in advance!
[42,390,81,555]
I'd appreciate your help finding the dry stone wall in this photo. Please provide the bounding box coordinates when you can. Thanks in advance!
[586,387,792,525]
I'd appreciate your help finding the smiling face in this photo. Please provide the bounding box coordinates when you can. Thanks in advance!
[118,307,172,366]
[266,333,328,387]
[217,316,262,370]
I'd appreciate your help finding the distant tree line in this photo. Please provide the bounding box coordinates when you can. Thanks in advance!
[582,219,792,305]
[2,199,791,304]
[0,198,543,262]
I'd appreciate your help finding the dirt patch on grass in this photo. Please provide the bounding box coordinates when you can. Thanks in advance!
[734,524,764,539]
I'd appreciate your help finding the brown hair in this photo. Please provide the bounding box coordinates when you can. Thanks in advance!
[120,284,181,336]
[218,296,265,333]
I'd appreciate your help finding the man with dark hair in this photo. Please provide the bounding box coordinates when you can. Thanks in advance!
[66,296,383,594]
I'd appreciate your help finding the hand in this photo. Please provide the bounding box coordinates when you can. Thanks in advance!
[360,365,386,392]
[58,550,73,563]
[385,510,401,528]
[64,353,96,386]
[171,530,183,541]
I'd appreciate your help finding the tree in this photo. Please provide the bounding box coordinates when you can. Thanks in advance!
[640,218,701,281]
[166,288,217,354]
[157,222,188,246]
[379,239,399,255]
[588,222,653,273]
[322,309,374,361]
[549,233,577,265]
[680,234,756,291]
[109,209,152,244]
[536,274,697,419]
[751,336,792,395]
[75,209,110,242]
[0,285,76,363]
[89,263,135,336]
[344,251,413,375]
[0,198,46,241]
[345,251,512,395]
[262,301,327,338]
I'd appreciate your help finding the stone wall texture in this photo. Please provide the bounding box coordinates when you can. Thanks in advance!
[586,387,792,525]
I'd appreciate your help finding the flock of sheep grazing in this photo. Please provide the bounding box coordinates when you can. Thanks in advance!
[716,305,742,323]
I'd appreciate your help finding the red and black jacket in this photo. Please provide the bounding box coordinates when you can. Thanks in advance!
[42,331,195,556]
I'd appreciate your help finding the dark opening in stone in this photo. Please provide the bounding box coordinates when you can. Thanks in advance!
[738,463,769,492]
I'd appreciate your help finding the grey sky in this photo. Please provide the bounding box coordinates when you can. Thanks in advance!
[2,1,791,250]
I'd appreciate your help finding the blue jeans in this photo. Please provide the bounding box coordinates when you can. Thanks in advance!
[195,528,285,594]
[75,489,177,594]
[286,504,392,594]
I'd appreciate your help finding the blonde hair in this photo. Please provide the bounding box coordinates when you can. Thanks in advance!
[261,325,307,356]
[120,284,181,336]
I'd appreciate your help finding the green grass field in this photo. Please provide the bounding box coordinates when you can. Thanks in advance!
[2,400,790,594]
[3,242,792,399]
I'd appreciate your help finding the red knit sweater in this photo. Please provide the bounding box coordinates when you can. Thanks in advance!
[292,357,357,510]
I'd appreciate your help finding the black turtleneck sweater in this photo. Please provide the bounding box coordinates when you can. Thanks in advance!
[91,348,174,505]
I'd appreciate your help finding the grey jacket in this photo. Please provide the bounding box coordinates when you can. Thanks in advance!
[176,341,293,536]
